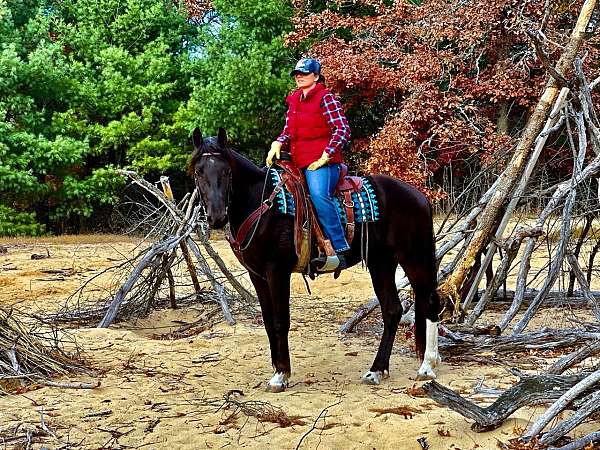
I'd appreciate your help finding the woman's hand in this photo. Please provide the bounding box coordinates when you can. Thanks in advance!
[266,141,282,166]
[307,151,330,171]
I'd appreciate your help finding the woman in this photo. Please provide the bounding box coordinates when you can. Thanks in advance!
[266,58,351,271]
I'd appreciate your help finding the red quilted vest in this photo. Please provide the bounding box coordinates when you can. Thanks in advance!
[286,83,343,168]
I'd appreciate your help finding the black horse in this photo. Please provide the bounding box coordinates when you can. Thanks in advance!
[189,127,441,392]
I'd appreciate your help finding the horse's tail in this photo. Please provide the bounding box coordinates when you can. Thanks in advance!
[414,200,440,361]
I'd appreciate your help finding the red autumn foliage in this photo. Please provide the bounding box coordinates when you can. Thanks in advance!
[182,0,212,21]
[286,0,600,199]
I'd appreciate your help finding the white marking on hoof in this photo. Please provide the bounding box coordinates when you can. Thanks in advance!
[266,372,289,393]
[416,358,439,380]
[361,370,389,385]
[416,319,441,381]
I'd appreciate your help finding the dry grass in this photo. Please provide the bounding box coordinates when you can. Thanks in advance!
[0,234,138,246]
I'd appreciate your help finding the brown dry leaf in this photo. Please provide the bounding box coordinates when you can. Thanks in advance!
[213,425,227,434]
[369,406,421,419]
[437,426,451,437]
[406,383,427,397]
[219,412,238,426]
[344,351,358,356]
[512,423,525,435]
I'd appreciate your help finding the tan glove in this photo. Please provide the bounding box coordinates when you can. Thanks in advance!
[307,151,330,171]
[266,141,282,166]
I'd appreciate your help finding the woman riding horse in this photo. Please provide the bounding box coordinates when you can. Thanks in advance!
[189,127,441,392]
[266,58,351,271]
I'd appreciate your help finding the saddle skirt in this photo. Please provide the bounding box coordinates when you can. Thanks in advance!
[270,162,380,273]
[269,166,379,225]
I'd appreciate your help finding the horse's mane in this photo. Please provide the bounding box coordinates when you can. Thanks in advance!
[229,146,266,180]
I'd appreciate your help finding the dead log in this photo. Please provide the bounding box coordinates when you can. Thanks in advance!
[185,237,236,325]
[461,87,570,316]
[567,214,593,296]
[440,328,600,357]
[484,289,600,303]
[117,170,183,221]
[587,239,600,286]
[144,251,178,315]
[166,267,176,309]
[500,142,600,332]
[512,106,588,334]
[446,323,501,336]
[160,178,203,296]
[574,58,600,155]
[195,233,256,306]
[422,372,592,432]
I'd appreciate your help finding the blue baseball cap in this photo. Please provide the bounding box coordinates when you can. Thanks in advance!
[290,58,321,76]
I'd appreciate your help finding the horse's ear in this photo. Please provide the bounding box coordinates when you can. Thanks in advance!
[192,127,203,151]
[217,127,227,148]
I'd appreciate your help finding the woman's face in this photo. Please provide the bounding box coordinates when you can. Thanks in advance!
[294,72,319,90]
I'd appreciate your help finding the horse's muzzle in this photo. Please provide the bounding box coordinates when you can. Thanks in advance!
[207,215,228,229]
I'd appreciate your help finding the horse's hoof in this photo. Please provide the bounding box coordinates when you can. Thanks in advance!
[361,370,389,385]
[415,370,436,381]
[266,372,289,393]
[416,357,440,381]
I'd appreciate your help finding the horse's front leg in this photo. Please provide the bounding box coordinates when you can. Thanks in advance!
[263,264,292,393]
[249,273,281,389]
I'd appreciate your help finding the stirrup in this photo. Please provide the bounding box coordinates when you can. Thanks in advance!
[312,254,340,272]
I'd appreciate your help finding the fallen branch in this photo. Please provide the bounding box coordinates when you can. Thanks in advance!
[549,431,600,450]
[423,371,593,432]
[523,368,600,440]
[440,328,600,357]
[98,235,184,328]
[548,339,600,374]
[566,253,600,321]
[539,389,600,445]
[295,397,343,449]
[42,380,100,389]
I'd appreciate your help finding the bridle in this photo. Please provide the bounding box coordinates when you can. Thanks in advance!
[194,152,233,219]
[193,150,277,279]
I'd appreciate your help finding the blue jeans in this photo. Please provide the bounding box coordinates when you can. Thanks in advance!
[304,164,350,253]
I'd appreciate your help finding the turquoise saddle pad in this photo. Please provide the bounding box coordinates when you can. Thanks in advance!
[267,168,380,224]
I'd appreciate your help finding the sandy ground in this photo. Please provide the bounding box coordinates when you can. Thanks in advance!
[0,234,598,449]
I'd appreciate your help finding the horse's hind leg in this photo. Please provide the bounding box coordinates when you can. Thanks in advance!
[403,261,442,380]
[362,256,401,385]
[414,287,441,380]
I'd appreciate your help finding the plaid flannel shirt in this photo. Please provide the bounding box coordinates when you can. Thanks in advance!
[277,93,351,158]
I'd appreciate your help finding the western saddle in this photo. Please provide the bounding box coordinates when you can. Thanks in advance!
[226,158,364,276]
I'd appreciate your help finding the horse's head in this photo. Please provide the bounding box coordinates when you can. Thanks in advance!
[188,127,233,229]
